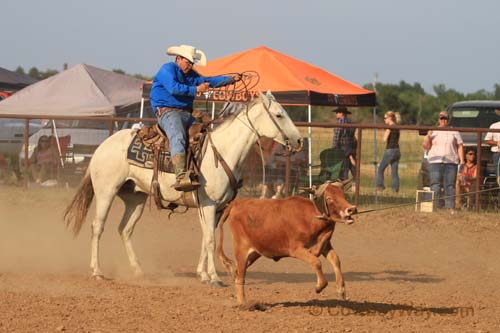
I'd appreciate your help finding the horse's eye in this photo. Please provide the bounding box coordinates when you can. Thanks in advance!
[275,113,283,118]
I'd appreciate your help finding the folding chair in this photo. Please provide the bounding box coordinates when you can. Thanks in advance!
[298,147,345,187]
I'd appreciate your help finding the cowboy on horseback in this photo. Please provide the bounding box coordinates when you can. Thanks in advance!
[150,44,241,191]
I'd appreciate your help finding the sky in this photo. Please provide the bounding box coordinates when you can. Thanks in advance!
[1,0,499,94]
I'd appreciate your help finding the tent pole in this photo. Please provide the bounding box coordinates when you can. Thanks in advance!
[139,97,144,123]
[51,120,64,168]
[308,104,312,190]
[373,73,378,204]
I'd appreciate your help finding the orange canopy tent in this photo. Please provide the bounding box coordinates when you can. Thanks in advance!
[194,45,375,106]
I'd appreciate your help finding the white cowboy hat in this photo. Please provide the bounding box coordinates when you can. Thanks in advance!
[166,44,207,66]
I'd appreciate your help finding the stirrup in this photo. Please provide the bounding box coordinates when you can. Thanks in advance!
[173,171,200,192]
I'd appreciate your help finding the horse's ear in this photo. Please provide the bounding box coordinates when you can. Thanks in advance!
[266,90,275,100]
[259,90,268,103]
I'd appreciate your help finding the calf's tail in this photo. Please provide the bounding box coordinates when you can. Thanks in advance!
[216,204,236,278]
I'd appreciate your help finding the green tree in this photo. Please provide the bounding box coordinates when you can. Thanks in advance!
[432,84,464,109]
[493,84,500,99]
[40,69,59,80]
[133,73,153,81]
[28,67,41,80]
[15,66,26,75]
[112,68,126,75]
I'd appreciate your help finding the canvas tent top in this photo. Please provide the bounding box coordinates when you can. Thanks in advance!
[194,45,375,106]
[0,64,145,116]
[0,67,38,90]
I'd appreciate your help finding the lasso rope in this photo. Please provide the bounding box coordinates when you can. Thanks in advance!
[354,186,500,215]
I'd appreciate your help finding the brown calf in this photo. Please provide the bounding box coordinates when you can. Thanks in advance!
[216,180,357,308]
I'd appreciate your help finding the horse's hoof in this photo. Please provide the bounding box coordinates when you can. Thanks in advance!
[133,270,145,279]
[201,279,210,285]
[210,280,225,288]
[92,274,105,281]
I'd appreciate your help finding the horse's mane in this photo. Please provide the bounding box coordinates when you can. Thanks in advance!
[213,97,262,132]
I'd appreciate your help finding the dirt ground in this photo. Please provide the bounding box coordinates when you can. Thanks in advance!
[0,187,499,332]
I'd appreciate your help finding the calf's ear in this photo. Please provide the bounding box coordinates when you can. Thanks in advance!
[341,178,352,189]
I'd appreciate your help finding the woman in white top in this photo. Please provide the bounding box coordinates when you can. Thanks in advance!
[422,111,464,214]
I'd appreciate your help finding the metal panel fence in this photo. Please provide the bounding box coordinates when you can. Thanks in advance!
[1,114,499,212]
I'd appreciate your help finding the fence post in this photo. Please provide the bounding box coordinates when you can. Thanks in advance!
[355,128,362,206]
[24,118,29,189]
[475,131,482,212]
[284,154,291,196]
[108,119,113,136]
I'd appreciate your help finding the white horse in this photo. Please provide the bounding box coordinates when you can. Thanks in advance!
[64,91,303,285]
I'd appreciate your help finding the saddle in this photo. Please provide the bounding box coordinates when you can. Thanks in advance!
[134,116,209,210]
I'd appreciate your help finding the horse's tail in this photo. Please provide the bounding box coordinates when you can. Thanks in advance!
[216,203,236,278]
[64,171,94,237]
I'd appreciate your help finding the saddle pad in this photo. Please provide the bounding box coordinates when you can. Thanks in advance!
[127,134,173,172]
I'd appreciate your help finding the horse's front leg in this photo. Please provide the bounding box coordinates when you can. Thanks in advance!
[197,204,223,286]
[196,231,209,284]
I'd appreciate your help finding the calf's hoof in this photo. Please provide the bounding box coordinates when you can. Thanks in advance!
[315,281,328,294]
[337,287,347,300]
[239,301,266,311]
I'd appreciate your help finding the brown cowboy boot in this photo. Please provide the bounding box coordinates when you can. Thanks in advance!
[171,153,200,191]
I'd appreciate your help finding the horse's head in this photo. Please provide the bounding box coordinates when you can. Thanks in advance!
[249,91,303,152]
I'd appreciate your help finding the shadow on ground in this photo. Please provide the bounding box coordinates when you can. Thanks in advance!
[175,269,443,284]
[269,298,469,317]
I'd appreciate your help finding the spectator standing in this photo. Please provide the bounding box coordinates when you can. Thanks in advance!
[332,107,357,182]
[484,109,500,177]
[376,111,401,192]
[422,111,464,214]
[455,149,478,209]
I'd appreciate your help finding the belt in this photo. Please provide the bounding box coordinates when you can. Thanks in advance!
[156,106,193,118]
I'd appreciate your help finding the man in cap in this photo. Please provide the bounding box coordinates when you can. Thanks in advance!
[150,45,241,191]
[332,107,357,181]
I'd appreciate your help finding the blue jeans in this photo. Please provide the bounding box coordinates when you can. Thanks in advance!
[493,152,500,176]
[376,148,401,192]
[339,145,356,181]
[429,163,458,209]
[158,110,195,156]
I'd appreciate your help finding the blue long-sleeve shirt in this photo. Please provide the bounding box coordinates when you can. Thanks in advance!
[150,62,232,113]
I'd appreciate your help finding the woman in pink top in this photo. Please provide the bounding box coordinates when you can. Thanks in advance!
[28,135,58,184]
[455,149,478,209]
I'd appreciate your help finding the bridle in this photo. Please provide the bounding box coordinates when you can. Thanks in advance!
[243,96,293,152]
[203,95,295,208]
